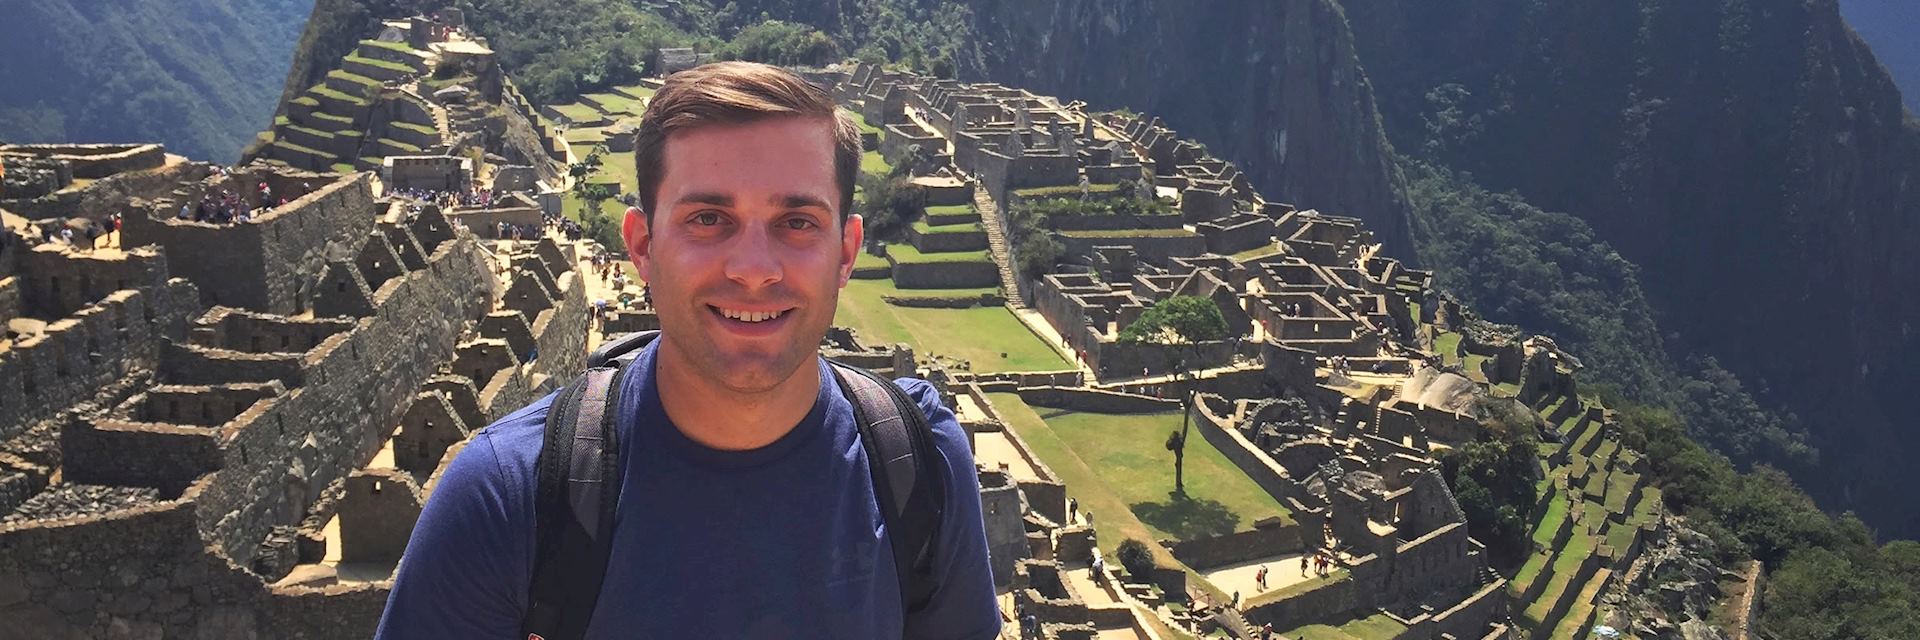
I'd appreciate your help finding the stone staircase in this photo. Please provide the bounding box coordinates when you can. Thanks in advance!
[972,183,1025,307]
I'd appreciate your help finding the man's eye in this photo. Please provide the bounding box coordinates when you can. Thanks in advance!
[692,212,723,226]
[783,217,819,230]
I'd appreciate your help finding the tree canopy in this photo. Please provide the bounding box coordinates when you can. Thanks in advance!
[1118,296,1228,346]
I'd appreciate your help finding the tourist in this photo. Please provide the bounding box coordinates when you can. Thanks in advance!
[1232,590,1240,610]
[1301,554,1310,576]
[1256,565,1267,591]
[376,62,999,639]
[1068,497,1078,523]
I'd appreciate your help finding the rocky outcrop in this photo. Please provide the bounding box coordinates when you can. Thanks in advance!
[955,0,1417,257]
[1604,515,1735,640]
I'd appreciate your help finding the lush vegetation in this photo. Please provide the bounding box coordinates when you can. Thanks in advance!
[1406,160,1811,473]
[1605,395,1920,638]
[0,0,312,162]
[1436,398,1542,564]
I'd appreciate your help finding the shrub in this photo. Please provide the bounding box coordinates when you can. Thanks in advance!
[1117,539,1156,580]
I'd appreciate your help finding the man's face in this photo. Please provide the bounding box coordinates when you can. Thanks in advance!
[624,116,861,395]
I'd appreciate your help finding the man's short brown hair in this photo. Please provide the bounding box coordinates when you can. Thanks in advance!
[632,61,862,222]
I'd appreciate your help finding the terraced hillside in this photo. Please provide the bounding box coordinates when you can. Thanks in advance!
[1508,391,1663,639]
[243,23,565,189]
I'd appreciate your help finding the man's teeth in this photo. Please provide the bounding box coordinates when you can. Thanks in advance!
[719,307,787,323]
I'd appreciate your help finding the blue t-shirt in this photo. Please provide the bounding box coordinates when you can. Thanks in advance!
[376,340,1002,639]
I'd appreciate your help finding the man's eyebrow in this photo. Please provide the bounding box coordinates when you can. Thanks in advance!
[675,192,734,207]
[773,193,832,210]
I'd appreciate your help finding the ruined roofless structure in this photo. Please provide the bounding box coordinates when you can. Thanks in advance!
[0,150,591,636]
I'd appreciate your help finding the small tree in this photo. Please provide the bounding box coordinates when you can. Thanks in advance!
[1120,296,1228,496]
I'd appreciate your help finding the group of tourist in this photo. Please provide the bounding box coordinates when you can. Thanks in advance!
[493,221,542,241]
[543,212,584,242]
[388,186,501,211]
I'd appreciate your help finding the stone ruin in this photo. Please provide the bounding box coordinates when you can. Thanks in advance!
[0,158,588,637]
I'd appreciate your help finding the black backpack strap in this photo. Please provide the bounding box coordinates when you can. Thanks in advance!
[828,360,947,616]
[521,362,628,640]
[587,330,657,369]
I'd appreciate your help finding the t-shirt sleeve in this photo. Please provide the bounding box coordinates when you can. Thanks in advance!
[896,379,1004,640]
[375,402,546,639]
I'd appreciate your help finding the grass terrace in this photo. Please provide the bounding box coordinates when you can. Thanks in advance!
[912,219,984,234]
[1276,611,1409,640]
[359,38,415,53]
[391,121,437,136]
[344,53,416,74]
[583,92,646,115]
[1014,183,1122,200]
[310,85,371,107]
[550,103,604,123]
[986,392,1292,543]
[886,243,991,264]
[861,149,892,176]
[1229,242,1284,261]
[835,280,1068,373]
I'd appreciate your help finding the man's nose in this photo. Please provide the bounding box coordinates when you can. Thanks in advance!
[723,226,783,288]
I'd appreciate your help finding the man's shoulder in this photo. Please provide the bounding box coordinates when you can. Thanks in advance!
[451,390,560,490]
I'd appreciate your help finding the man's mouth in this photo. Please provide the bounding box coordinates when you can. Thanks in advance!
[709,304,793,323]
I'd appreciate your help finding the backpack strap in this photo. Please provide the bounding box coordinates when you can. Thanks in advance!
[828,360,947,616]
[519,345,947,636]
[521,361,628,640]
[586,330,657,369]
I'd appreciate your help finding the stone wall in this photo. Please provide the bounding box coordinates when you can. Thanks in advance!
[1049,214,1184,232]
[888,259,999,289]
[124,173,377,314]
[0,281,200,441]
[16,245,171,316]
[1168,521,1305,570]
[193,233,493,572]
[1017,386,1178,414]
[0,144,167,179]
[1056,232,1206,267]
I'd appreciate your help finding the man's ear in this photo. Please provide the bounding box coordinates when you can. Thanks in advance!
[622,206,652,282]
[838,213,864,287]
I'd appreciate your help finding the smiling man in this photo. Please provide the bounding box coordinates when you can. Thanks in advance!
[375,62,1001,639]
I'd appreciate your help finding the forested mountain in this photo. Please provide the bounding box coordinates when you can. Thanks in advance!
[0,0,313,163]
[1841,0,1920,112]
[1339,0,1920,539]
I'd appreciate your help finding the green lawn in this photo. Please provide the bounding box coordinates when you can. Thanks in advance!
[550,103,604,123]
[987,392,1291,542]
[834,279,1068,373]
[598,149,638,193]
[886,243,990,264]
[1229,243,1283,261]
[1015,183,1121,199]
[854,251,890,270]
[924,204,974,217]
[613,84,657,100]
[1433,331,1462,359]
[854,112,883,136]
[861,149,892,176]
[583,92,646,115]
[359,38,414,53]
[912,219,983,234]
[565,128,609,144]
[1275,612,1409,640]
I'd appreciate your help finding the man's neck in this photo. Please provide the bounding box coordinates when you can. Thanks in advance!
[652,338,820,451]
